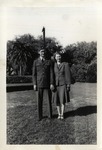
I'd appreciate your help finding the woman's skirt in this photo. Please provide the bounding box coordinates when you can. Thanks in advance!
[52,85,70,106]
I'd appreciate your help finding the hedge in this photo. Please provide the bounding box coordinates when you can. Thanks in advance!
[7,76,33,84]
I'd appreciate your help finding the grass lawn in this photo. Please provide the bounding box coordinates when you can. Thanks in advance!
[7,83,97,144]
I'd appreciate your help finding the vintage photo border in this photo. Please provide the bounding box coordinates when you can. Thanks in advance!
[0,0,102,150]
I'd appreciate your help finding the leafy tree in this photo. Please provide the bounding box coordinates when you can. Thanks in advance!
[37,36,62,59]
[7,33,97,83]
[86,60,97,82]
[64,41,97,82]
[7,34,62,75]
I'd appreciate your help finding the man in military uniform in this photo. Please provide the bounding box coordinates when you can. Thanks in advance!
[32,48,54,121]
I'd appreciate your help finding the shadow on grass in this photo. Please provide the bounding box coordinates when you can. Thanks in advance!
[53,105,97,119]
[64,105,97,119]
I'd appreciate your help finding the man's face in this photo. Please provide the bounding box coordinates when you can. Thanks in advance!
[39,49,45,57]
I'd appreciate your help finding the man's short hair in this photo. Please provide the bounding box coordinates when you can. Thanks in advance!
[38,46,45,52]
[39,49,45,52]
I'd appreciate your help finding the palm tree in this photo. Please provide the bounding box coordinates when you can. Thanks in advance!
[7,34,38,76]
[7,34,63,75]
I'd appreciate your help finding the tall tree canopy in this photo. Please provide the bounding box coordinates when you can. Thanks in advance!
[64,41,97,82]
[7,34,61,75]
[7,34,38,75]
[7,34,97,83]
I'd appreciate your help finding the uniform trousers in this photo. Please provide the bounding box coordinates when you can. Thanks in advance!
[37,88,52,120]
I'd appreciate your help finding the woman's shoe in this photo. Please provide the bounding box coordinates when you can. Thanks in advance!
[60,115,64,119]
[58,114,61,119]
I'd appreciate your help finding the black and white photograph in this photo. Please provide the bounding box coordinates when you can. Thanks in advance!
[5,6,97,145]
[1,1,102,148]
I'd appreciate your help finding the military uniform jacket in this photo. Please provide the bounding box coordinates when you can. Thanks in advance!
[54,62,71,86]
[32,58,54,88]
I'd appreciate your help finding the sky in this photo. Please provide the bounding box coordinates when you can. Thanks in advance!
[6,7,97,47]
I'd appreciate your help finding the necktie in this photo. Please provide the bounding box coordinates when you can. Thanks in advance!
[42,59,44,63]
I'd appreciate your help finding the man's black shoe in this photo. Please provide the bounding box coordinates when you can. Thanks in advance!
[38,118,42,121]
[48,116,52,119]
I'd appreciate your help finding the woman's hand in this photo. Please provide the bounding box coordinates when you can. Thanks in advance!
[33,85,37,91]
[50,84,55,91]
[67,84,70,91]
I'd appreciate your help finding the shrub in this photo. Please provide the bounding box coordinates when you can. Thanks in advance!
[86,62,97,83]
[7,76,32,84]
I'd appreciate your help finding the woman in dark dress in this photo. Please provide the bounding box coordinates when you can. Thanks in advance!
[53,52,71,119]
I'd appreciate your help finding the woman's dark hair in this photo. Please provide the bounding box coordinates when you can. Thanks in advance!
[54,51,62,57]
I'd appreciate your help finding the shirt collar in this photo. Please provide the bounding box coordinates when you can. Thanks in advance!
[57,62,61,65]
[40,56,45,61]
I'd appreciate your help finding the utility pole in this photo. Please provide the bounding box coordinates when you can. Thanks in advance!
[42,27,45,49]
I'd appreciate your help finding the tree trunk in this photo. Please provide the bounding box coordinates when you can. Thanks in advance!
[19,65,22,76]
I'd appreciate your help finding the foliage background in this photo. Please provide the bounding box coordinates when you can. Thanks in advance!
[7,34,97,83]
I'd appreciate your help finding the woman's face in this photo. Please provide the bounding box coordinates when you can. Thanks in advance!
[55,53,61,62]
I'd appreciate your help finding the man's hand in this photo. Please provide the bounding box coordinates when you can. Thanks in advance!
[50,84,54,91]
[34,85,37,91]
[67,84,70,91]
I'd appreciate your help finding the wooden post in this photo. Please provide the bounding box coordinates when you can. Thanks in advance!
[42,27,45,49]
